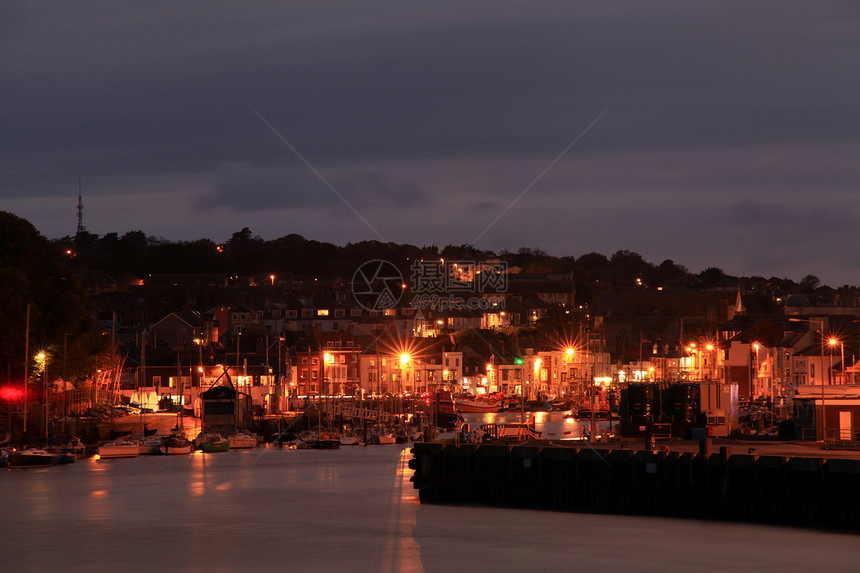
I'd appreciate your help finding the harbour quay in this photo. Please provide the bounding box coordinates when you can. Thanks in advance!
[408,440,860,532]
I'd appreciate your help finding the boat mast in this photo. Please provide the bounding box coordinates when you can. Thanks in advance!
[176,348,183,433]
[140,329,147,439]
[111,312,116,405]
[43,358,48,447]
[23,304,30,437]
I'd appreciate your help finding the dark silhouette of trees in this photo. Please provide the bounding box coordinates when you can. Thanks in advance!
[699,266,727,287]
[42,224,838,301]
[0,212,95,384]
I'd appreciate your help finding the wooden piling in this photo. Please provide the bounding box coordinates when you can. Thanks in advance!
[410,443,860,532]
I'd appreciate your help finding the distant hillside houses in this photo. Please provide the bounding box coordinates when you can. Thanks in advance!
[81,267,860,441]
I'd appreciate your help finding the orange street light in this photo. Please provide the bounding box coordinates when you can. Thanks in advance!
[829,338,844,380]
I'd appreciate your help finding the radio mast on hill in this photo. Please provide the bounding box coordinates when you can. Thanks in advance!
[75,178,86,239]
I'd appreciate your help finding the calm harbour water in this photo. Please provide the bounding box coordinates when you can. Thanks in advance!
[3,440,859,573]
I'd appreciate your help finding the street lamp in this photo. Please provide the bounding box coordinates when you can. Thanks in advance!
[400,353,410,395]
[705,344,715,380]
[828,338,844,384]
[752,342,760,399]
[37,352,48,446]
[193,339,204,387]
[565,348,574,396]
[398,353,410,419]
[323,352,334,396]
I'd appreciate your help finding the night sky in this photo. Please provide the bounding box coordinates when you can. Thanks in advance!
[3,2,859,284]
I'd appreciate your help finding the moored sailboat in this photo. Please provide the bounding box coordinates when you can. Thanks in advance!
[227,432,257,449]
[7,448,65,468]
[98,439,140,459]
[160,433,193,455]
[195,433,230,453]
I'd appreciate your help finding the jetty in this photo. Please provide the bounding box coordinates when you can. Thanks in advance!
[409,439,860,532]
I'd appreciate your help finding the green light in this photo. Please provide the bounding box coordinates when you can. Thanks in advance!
[515,358,523,365]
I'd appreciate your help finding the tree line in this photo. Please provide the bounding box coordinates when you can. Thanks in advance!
[0,211,837,385]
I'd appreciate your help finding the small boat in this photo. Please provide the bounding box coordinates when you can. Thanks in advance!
[196,433,230,453]
[369,424,397,445]
[524,399,554,412]
[289,440,315,449]
[339,434,360,446]
[98,439,140,459]
[138,438,162,455]
[228,432,257,449]
[299,430,319,443]
[453,397,501,414]
[7,448,65,468]
[160,434,193,455]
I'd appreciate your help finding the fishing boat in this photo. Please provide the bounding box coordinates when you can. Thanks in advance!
[453,396,501,413]
[227,432,257,449]
[98,439,140,459]
[7,448,65,468]
[160,433,193,455]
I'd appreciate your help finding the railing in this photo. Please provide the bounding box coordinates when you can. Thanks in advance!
[825,428,860,450]
[315,401,399,424]
[480,423,542,442]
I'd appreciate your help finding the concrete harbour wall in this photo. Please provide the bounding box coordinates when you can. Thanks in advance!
[409,442,860,532]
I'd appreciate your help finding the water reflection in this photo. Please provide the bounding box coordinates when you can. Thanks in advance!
[377,448,423,572]
[2,445,857,572]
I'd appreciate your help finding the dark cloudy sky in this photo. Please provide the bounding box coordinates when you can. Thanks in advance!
[3,1,859,284]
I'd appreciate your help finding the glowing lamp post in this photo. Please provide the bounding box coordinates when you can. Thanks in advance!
[829,338,844,383]
[36,352,48,445]
[706,344,714,380]
[399,353,411,397]
[752,343,760,398]
[565,348,574,396]
[323,352,334,396]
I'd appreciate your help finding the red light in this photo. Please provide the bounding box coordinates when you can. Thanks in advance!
[0,386,24,402]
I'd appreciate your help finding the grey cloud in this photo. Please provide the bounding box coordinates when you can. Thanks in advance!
[2,1,860,285]
[200,162,430,212]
